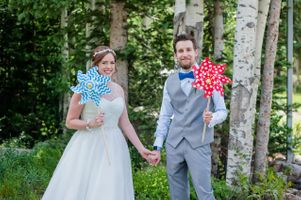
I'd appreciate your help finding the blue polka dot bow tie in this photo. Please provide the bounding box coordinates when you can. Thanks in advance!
[178,71,194,80]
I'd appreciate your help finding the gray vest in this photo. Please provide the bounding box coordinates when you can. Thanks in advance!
[165,73,214,148]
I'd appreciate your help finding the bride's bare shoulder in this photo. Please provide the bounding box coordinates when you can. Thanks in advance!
[110,81,124,95]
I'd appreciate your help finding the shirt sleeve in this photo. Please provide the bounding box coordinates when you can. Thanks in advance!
[153,81,173,148]
[208,90,228,128]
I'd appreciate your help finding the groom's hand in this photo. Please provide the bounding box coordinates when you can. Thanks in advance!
[203,110,213,125]
[148,150,161,166]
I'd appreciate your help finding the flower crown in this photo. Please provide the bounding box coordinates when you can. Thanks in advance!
[93,48,116,58]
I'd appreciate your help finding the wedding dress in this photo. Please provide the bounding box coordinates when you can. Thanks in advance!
[42,85,134,200]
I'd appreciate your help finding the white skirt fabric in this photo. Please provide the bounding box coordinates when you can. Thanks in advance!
[42,98,134,200]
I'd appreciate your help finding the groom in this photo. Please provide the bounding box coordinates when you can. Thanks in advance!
[149,34,228,200]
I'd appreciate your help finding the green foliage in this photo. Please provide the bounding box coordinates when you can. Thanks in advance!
[128,106,157,145]
[212,178,236,200]
[247,170,287,200]
[228,169,288,200]
[0,133,70,199]
[268,105,289,155]
[0,0,111,146]
[129,144,149,171]
[293,122,301,154]
[0,136,288,200]
[0,0,64,146]
[127,0,174,109]
[133,166,169,200]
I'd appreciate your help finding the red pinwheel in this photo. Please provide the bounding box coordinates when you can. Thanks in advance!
[192,57,232,98]
[192,57,232,142]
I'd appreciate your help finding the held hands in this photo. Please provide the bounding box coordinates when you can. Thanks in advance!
[147,150,161,166]
[88,113,105,128]
[203,110,213,125]
[138,147,153,160]
[138,147,161,166]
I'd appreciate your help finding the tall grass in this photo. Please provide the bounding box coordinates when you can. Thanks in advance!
[0,137,66,199]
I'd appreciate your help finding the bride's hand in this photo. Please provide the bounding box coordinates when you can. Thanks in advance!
[138,147,152,160]
[88,113,104,128]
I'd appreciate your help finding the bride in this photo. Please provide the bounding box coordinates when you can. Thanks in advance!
[42,46,151,200]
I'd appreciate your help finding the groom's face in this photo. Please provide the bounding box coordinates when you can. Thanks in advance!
[175,40,198,70]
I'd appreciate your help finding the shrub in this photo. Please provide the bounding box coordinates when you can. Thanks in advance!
[226,169,288,200]
[134,166,169,200]
[212,178,237,200]
[0,136,66,199]
[0,150,47,199]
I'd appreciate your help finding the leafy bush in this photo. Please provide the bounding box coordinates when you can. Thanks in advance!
[133,164,237,200]
[228,169,288,200]
[134,166,170,200]
[212,178,237,200]
[0,143,288,200]
[248,170,287,200]
[0,150,47,199]
[0,136,67,199]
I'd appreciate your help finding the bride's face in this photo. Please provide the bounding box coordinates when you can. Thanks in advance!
[97,53,116,77]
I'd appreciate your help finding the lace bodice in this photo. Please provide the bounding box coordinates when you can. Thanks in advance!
[81,81,125,130]
[81,97,124,130]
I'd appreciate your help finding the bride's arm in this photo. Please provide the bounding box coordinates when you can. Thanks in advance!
[117,86,151,159]
[65,93,103,130]
[65,93,86,130]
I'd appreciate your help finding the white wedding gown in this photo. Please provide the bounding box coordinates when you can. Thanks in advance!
[42,96,134,200]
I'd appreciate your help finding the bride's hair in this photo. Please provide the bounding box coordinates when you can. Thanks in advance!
[92,46,117,67]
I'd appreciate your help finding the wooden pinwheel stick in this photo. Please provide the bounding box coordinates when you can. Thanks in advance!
[98,108,111,165]
[202,97,211,143]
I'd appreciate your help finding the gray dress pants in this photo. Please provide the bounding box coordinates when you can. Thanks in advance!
[166,139,215,200]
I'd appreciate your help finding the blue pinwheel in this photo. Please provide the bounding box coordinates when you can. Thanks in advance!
[70,66,111,106]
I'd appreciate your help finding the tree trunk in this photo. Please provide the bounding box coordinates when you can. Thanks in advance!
[211,0,224,177]
[248,0,270,152]
[212,131,222,177]
[174,0,204,61]
[60,7,70,130]
[226,0,258,186]
[110,0,128,104]
[213,0,224,60]
[85,0,95,70]
[254,0,282,181]
[254,0,271,79]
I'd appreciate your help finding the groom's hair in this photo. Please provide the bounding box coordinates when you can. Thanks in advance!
[173,34,197,53]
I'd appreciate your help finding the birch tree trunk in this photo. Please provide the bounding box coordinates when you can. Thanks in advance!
[110,0,128,103]
[213,0,224,60]
[174,0,204,61]
[254,0,282,181]
[60,7,70,129]
[254,0,271,79]
[226,0,258,186]
[249,0,270,137]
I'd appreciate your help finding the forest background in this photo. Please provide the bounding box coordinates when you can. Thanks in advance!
[1,0,301,199]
